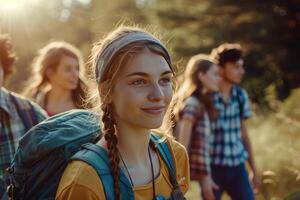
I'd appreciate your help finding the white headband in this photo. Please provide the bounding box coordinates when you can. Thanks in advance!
[95,31,171,82]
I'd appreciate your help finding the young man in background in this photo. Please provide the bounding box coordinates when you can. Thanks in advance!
[200,43,260,200]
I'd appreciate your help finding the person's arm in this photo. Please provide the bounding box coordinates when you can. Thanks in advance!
[241,120,260,192]
[177,97,199,149]
[177,117,193,149]
[179,100,217,200]
[200,175,218,200]
[196,113,218,200]
[239,88,260,192]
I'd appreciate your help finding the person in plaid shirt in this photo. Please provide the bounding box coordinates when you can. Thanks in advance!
[0,34,47,200]
[205,43,260,200]
[173,54,220,200]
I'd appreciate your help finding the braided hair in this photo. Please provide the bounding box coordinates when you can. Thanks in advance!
[101,103,121,199]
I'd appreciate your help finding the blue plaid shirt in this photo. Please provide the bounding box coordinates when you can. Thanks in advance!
[0,88,47,182]
[210,85,252,166]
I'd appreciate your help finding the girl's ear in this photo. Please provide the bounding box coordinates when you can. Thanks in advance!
[98,83,112,104]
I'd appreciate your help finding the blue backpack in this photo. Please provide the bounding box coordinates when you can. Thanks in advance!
[7,109,185,200]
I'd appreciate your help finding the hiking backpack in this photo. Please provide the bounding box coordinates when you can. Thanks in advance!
[7,109,185,200]
[7,109,100,200]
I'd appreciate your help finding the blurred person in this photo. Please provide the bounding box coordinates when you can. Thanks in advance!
[55,26,189,200]
[172,54,220,200]
[23,41,89,116]
[0,34,47,200]
[206,43,260,200]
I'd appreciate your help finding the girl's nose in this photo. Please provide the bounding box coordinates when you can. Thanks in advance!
[148,83,164,102]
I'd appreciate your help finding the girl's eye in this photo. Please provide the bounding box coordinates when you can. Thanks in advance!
[131,79,147,86]
[160,77,172,84]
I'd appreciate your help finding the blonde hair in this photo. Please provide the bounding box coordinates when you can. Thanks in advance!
[23,41,88,108]
[88,25,176,200]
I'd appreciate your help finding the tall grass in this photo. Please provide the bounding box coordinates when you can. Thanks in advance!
[251,88,300,200]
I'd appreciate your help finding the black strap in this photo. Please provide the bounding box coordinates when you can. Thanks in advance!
[236,86,244,118]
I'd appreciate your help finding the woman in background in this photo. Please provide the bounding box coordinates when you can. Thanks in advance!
[24,41,89,116]
[172,54,220,200]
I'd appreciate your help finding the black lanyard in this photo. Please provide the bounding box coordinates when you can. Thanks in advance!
[119,145,156,198]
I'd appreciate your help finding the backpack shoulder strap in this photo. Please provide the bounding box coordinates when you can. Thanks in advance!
[9,93,38,132]
[71,143,134,200]
[150,133,179,188]
[235,86,244,118]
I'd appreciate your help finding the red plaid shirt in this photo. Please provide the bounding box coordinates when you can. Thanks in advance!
[180,97,211,180]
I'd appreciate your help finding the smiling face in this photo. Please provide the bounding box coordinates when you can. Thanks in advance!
[47,55,79,90]
[199,64,220,92]
[109,49,173,130]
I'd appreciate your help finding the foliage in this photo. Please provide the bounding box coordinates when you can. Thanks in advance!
[144,0,300,102]
[248,88,300,199]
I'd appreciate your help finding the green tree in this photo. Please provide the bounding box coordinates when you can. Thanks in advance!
[144,0,300,103]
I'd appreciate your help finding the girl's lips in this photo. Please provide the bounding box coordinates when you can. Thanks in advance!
[141,107,165,115]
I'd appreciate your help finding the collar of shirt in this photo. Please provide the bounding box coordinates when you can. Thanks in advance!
[0,87,13,115]
[212,85,239,103]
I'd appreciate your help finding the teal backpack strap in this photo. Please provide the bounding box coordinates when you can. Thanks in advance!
[71,143,134,200]
[150,133,179,188]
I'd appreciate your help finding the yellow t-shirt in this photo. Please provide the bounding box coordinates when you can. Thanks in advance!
[55,139,190,200]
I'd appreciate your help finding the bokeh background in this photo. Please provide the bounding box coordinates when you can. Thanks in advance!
[0,0,299,199]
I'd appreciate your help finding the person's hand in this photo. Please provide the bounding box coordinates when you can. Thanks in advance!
[200,175,219,200]
[249,170,261,193]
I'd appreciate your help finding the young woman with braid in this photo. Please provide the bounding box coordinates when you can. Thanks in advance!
[55,26,190,200]
[172,54,220,200]
[23,42,89,116]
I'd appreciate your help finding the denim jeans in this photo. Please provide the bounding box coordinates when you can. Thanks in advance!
[210,163,255,200]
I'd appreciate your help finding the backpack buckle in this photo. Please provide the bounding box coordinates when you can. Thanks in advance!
[7,184,15,200]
